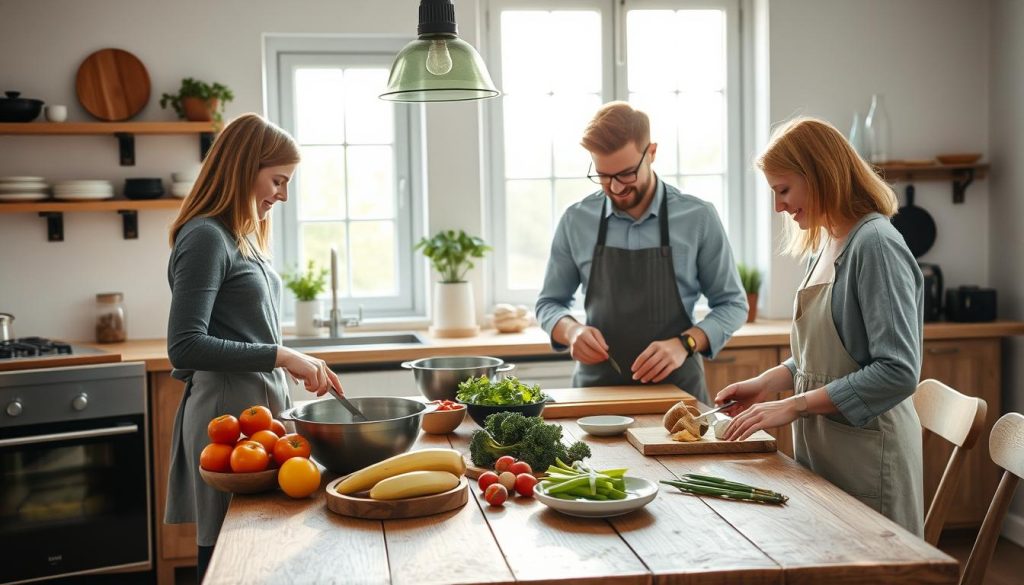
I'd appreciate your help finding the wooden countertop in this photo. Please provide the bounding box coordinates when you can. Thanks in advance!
[81,320,1024,372]
[206,412,958,585]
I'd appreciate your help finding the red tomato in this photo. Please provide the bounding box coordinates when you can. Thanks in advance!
[199,443,233,472]
[478,471,500,492]
[230,440,269,473]
[514,473,539,497]
[494,455,516,473]
[239,405,273,437]
[484,483,508,506]
[509,461,532,476]
[249,429,279,454]
[270,419,288,437]
[207,414,241,445]
[273,433,312,465]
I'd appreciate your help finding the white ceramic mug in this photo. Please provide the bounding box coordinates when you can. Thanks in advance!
[45,105,67,122]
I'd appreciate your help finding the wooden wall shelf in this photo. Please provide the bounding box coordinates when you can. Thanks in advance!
[876,162,989,204]
[0,198,182,241]
[0,121,218,166]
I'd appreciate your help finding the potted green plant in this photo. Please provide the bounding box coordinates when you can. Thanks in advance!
[737,263,763,323]
[415,230,491,337]
[283,260,328,336]
[160,78,235,123]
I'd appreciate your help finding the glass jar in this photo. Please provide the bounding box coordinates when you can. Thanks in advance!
[95,292,127,343]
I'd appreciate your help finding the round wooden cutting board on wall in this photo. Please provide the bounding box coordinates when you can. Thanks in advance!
[75,48,151,121]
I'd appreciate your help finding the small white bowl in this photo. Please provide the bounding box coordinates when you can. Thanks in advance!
[577,415,634,436]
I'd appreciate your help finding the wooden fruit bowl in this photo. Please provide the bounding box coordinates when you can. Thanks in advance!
[199,467,278,494]
[325,475,469,519]
[935,153,982,165]
[421,406,467,434]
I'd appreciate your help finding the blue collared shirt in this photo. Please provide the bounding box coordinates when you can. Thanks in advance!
[535,179,748,358]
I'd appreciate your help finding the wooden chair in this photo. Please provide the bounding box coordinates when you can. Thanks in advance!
[913,379,988,545]
[960,412,1024,585]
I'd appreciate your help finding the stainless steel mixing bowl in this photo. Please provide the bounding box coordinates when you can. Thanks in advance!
[278,397,425,475]
[401,355,515,401]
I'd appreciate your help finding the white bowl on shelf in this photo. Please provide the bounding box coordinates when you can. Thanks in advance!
[533,476,658,518]
[170,182,193,198]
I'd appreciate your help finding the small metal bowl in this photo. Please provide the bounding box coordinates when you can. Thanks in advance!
[278,397,425,475]
[401,355,515,401]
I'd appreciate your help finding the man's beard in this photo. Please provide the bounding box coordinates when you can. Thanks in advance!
[608,185,643,212]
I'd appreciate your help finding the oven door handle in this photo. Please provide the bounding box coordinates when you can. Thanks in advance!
[0,424,139,448]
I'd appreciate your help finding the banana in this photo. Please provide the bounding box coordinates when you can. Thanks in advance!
[336,448,466,495]
[369,470,461,500]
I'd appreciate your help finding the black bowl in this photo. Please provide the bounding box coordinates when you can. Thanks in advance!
[124,178,165,200]
[457,398,548,427]
[0,91,43,123]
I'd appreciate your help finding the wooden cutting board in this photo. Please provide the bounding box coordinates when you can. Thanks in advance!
[542,385,695,419]
[324,475,469,520]
[626,426,777,455]
[75,48,151,121]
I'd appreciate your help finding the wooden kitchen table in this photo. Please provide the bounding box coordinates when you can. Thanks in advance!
[205,414,958,585]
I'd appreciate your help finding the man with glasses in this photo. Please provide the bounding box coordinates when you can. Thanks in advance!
[535,101,747,403]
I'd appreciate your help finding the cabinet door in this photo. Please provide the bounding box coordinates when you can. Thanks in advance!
[919,339,1001,528]
[704,347,792,456]
[150,373,197,561]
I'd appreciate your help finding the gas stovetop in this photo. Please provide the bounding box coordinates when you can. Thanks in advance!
[0,337,109,363]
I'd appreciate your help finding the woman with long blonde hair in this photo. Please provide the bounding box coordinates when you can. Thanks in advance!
[716,117,925,535]
[164,114,342,579]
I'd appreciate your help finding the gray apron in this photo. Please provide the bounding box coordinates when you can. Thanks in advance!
[163,253,293,547]
[574,191,708,404]
[791,248,924,536]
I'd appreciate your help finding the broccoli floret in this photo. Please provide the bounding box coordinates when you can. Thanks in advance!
[470,415,592,471]
[482,411,542,445]
[482,411,515,442]
[469,429,517,469]
[563,440,592,465]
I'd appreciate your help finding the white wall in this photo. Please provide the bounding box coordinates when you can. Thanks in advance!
[0,0,489,340]
[761,0,991,318]
[988,0,1024,546]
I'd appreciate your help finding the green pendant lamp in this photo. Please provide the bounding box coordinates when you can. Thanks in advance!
[380,0,500,102]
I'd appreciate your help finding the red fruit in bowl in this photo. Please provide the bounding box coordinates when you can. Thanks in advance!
[494,455,516,473]
[484,483,508,506]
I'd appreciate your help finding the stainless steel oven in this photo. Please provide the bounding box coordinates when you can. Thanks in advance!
[0,362,150,584]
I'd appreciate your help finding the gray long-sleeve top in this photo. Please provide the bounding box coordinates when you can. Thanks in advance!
[784,212,924,427]
[167,217,281,380]
[535,179,748,358]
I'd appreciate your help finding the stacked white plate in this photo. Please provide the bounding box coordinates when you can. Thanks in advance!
[0,176,50,202]
[53,180,115,201]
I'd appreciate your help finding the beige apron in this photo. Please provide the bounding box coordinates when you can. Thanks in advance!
[791,252,924,536]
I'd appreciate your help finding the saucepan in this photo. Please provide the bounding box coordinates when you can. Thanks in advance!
[0,313,14,342]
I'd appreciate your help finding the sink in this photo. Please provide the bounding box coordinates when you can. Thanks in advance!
[283,332,428,349]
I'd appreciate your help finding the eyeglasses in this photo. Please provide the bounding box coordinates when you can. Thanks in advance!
[587,144,651,185]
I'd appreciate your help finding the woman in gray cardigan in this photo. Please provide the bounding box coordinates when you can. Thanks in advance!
[163,114,343,580]
[716,117,924,536]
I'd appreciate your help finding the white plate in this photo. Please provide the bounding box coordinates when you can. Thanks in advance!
[534,476,658,518]
[0,182,48,192]
[54,180,113,188]
[0,192,50,202]
[0,176,44,182]
[53,192,115,201]
[54,186,114,193]
[577,415,635,436]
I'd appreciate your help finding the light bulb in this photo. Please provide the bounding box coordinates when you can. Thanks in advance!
[425,39,453,76]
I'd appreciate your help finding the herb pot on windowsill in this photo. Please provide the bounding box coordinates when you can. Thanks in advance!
[746,293,758,323]
[182,97,219,122]
[294,299,322,337]
[430,281,479,338]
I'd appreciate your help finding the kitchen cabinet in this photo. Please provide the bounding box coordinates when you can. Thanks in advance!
[919,338,1001,528]
[150,372,197,585]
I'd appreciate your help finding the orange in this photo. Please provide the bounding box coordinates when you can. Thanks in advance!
[278,457,321,498]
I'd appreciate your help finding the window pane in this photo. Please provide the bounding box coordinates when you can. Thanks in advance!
[626,10,678,93]
[501,11,551,93]
[298,146,346,220]
[628,92,678,176]
[347,146,395,219]
[505,179,552,290]
[503,95,552,178]
[554,178,594,217]
[678,91,725,174]
[344,68,393,144]
[295,68,345,144]
[549,11,602,94]
[552,94,601,178]
[300,222,348,297]
[350,221,396,296]
[676,10,725,92]
[678,174,725,224]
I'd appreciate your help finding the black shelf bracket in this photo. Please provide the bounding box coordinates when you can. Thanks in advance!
[200,132,214,160]
[118,210,139,239]
[39,212,64,242]
[952,168,975,204]
[115,132,136,166]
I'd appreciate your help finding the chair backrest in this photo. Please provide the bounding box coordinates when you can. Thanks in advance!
[959,412,1024,585]
[913,379,988,545]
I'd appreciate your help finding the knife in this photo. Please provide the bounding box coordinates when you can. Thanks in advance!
[693,400,737,421]
[606,355,623,375]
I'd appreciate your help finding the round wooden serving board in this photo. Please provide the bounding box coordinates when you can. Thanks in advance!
[325,475,469,520]
[75,48,151,121]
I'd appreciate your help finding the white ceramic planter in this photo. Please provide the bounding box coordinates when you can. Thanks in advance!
[294,300,321,337]
[431,281,479,337]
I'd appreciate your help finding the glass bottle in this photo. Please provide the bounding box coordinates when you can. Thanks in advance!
[95,292,127,343]
[848,111,865,158]
[864,93,891,163]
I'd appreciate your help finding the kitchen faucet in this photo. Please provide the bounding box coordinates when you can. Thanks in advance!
[316,246,362,337]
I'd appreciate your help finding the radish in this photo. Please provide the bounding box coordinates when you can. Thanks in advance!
[484,483,508,506]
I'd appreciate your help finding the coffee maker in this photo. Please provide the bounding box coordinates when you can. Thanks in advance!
[919,263,943,322]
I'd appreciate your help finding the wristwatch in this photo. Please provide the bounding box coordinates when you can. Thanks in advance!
[792,394,811,418]
[679,333,697,358]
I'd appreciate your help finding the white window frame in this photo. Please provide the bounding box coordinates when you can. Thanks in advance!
[264,36,427,321]
[484,0,744,308]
